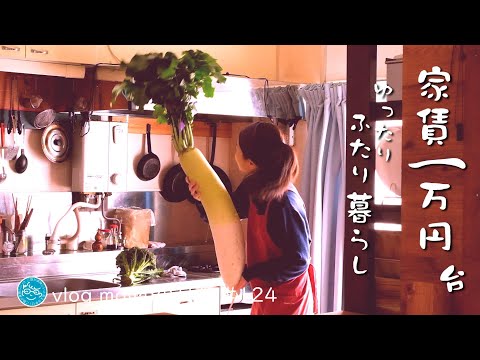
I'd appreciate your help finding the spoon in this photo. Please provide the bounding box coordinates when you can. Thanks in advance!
[14,124,27,174]
[0,123,7,183]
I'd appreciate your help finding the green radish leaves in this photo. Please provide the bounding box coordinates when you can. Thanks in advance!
[111,49,227,153]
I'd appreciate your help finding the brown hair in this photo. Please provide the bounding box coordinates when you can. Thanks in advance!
[239,121,298,203]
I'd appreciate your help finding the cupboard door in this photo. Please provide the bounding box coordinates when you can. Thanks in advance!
[26,45,97,65]
[0,45,26,59]
[152,287,221,315]
[101,45,277,80]
[0,303,76,315]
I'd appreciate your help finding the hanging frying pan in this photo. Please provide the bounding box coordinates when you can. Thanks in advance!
[137,123,161,181]
[206,122,232,197]
[160,163,192,203]
[160,122,232,203]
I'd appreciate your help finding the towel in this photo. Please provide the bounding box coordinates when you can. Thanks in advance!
[163,266,187,278]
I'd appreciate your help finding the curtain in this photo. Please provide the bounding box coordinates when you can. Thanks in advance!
[251,85,304,126]
[298,82,347,313]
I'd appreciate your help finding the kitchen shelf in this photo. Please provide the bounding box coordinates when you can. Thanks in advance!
[0,110,102,130]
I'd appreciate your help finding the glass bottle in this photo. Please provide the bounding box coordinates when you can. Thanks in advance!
[117,224,124,250]
[110,224,120,250]
[105,228,115,251]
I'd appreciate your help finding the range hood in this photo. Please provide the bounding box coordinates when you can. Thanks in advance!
[93,68,298,123]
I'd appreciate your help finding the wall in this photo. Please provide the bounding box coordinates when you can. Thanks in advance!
[277,46,326,84]
[326,45,404,82]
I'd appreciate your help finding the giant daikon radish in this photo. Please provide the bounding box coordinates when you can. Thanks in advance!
[180,148,244,288]
[111,50,245,289]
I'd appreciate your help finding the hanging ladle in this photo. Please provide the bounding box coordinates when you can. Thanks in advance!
[14,124,27,174]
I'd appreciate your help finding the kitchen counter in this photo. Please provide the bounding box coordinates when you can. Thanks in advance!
[0,271,224,312]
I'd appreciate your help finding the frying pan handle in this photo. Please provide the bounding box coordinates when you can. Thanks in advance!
[209,122,217,165]
[146,123,152,154]
[1,123,4,147]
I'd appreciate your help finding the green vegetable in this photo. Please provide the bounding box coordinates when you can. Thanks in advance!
[111,49,226,154]
[115,247,163,286]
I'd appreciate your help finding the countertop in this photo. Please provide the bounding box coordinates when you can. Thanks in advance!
[0,271,224,311]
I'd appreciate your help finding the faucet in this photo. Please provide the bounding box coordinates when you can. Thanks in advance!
[47,194,102,253]
[100,192,122,241]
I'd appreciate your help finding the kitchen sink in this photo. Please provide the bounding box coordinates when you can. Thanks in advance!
[0,278,119,298]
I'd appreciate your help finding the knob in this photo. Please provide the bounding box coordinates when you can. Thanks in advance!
[110,173,121,185]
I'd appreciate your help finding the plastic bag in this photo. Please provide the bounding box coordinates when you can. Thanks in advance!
[111,207,154,249]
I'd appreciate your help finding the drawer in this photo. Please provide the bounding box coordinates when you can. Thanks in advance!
[152,287,221,315]
[0,303,76,315]
[76,295,153,315]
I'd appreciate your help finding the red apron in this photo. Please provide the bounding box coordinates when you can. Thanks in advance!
[246,199,318,315]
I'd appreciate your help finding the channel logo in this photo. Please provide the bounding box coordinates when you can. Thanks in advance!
[17,277,48,307]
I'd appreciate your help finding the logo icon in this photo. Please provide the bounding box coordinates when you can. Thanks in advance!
[17,277,48,307]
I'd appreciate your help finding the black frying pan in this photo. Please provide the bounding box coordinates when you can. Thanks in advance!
[137,123,161,181]
[160,122,232,203]
[160,163,191,203]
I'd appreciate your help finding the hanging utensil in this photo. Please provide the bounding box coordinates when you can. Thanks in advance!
[14,124,28,173]
[136,123,160,181]
[0,123,7,184]
[30,77,56,129]
[41,123,70,163]
[7,76,15,135]
[21,77,43,109]
[33,109,56,129]
[4,77,19,161]
[15,77,22,135]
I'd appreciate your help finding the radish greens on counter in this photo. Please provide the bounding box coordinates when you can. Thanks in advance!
[115,247,163,286]
[111,50,245,289]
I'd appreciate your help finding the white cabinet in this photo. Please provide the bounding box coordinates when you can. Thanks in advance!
[152,288,221,315]
[0,45,97,65]
[25,45,97,65]
[99,45,277,80]
[0,45,26,59]
[0,303,76,315]
[76,295,153,315]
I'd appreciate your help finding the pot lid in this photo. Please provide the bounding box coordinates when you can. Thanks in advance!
[41,123,70,163]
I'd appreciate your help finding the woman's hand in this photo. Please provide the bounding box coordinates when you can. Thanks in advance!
[232,276,247,295]
[186,176,202,201]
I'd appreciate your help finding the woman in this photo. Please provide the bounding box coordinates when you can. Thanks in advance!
[187,121,317,315]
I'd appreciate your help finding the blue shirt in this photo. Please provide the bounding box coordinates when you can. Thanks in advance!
[195,180,312,284]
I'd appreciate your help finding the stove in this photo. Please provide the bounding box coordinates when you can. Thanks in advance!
[187,264,220,273]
